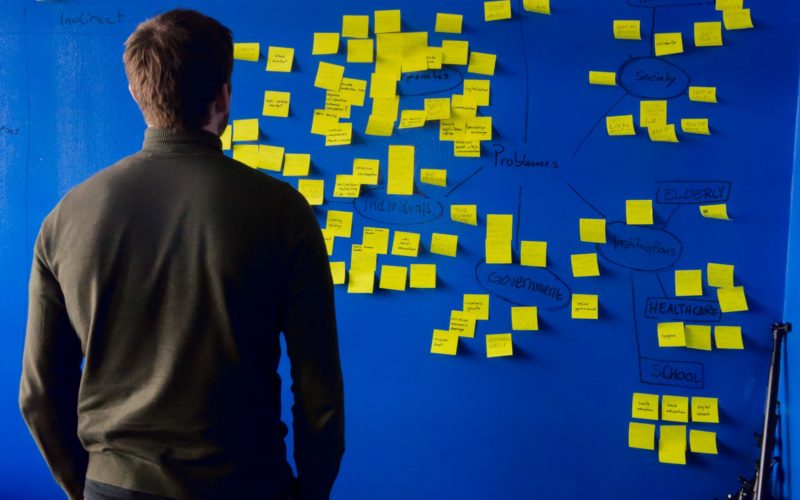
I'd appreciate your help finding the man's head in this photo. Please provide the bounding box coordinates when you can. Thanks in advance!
[123,9,233,134]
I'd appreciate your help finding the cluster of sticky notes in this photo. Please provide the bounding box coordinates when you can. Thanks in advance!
[485,214,513,264]
[603,96,713,141]
[629,393,720,462]
[432,294,515,359]
[656,322,744,350]
[674,268,748,312]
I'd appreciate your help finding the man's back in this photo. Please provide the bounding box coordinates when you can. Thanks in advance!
[21,129,344,499]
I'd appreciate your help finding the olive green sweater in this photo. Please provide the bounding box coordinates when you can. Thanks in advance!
[20,128,344,499]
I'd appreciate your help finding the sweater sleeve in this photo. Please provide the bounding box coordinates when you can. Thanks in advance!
[19,228,88,500]
[280,194,345,500]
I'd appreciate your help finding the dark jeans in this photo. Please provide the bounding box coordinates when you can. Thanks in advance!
[84,480,175,500]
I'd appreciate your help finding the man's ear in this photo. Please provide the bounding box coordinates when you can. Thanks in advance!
[215,83,231,114]
[128,84,139,104]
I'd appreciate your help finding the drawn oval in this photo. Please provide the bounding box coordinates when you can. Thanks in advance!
[618,57,690,99]
[474,261,572,311]
[598,222,683,272]
[353,188,443,226]
[397,68,464,97]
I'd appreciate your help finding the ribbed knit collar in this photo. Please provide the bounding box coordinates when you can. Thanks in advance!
[142,127,222,154]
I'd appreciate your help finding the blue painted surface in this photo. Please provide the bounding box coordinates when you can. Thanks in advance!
[1,1,799,499]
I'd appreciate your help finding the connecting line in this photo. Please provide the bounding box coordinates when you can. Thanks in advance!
[655,272,668,297]
[572,92,628,156]
[515,186,522,252]
[630,271,643,358]
[445,166,484,198]
[662,204,681,228]
[566,182,606,218]
[516,0,531,143]
[650,8,657,57]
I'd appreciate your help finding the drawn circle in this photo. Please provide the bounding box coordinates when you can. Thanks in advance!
[618,57,691,100]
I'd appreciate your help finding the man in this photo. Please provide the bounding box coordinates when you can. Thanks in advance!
[20,9,344,500]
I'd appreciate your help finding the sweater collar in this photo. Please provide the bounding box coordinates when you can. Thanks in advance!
[142,127,223,154]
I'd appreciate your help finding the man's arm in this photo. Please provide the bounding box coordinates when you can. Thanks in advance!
[281,196,345,500]
[20,230,87,500]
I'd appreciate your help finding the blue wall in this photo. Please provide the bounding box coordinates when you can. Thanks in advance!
[1,1,800,499]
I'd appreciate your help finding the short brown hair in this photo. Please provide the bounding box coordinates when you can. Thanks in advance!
[123,9,233,130]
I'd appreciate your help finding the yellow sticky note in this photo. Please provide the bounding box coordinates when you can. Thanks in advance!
[520,241,547,267]
[410,264,436,288]
[484,0,512,22]
[232,119,259,142]
[365,115,395,137]
[333,174,360,198]
[723,8,753,30]
[689,86,717,103]
[716,0,742,10]
[220,125,232,150]
[662,395,689,423]
[311,109,338,136]
[314,62,345,92]
[629,422,656,450]
[715,325,744,349]
[468,52,496,76]
[266,46,294,72]
[464,79,491,106]
[391,231,421,257]
[700,204,730,220]
[351,244,377,271]
[681,118,710,135]
[654,33,684,56]
[321,229,334,256]
[626,200,653,225]
[657,321,686,347]
[363,227,390,254]
[312,33,340,55]
[485,239,512,264]
[464,294,490,321]
[325,92,351,119]
[450,310,477,338]
[347,269,374,294]
[370,72,397,99]
[659,425,687,465]
[297,179,324,206]
[325,123,353,147]
[353,158,380,185]
[717,286,748,313]
[512,306,538,331]
[342,15,369,38]
[430,233,458,257]
[691,397,719,423]
[420,169,447,187]
[452,95,478,120]
[487,214,513,241]
[399,110,427,129]
[439,120,465,141]
[441,40,469,65]
[424,98,452,120]
[256,145,284,172]
[234,42,259,62]
[694,22,722,47]
[431,329,458,355]
[387,145,415,195]
[232,145,259,168]
[685,324,712,351]
[339,78,367,107]
[640,100,667,128]
[374,9,401,34]
[436,13,463,33]
[326,210,353,238]
[675,270,703,297]
[580,218,606,243]
[606,115,636,136]
[589,71,617,86]
[283,153,311,176]
[572,294,599,320]
[465,117,492,141]
[648,124,679,143]
[486,333,513,358]
[707,263,734,288]
[690,430,718,454]
[379,264,407,291]
[330,261,346,285]
[262,91,291,118]
[614,20,641,40]
[451,204,477,225]
[632,393,659,420]
[523,0,550,14]
[571,253,600,278]
[427,47,444,69]
[371,96,400,121]
[347,39,374,63]
[454,140,481,158]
